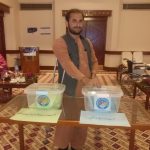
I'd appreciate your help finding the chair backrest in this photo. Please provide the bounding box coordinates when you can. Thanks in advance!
[127,60,133,73]
[121,51,132,67]
[132,51,143,63]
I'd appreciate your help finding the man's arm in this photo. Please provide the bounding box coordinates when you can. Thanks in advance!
[53,38,101,87]
[87,39,99,78]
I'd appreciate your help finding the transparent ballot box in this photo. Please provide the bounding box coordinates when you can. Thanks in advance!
[24,83,65,109]
[82,86,123,112]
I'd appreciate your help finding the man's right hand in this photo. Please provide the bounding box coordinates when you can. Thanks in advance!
[87,77,101,87]
[81,76,101,87]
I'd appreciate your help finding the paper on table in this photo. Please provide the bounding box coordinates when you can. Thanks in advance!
[10,108,62,123]
[80,111,130,127]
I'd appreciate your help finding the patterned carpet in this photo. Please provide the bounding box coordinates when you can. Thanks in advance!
[0,71,150,150]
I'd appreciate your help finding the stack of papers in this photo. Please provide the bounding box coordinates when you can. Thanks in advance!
[80,111,130,127]
[10,108,62,123]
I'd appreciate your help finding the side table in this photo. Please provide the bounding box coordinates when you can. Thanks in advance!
[0,81,34,103]
[133,82,150,109]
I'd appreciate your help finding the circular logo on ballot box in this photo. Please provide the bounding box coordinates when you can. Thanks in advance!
[37,95,50,106]
[96,98,109,109]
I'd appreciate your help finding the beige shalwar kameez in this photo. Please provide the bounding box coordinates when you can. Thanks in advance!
[53,36,98,149]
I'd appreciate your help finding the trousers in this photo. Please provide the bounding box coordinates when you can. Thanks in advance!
[54,125,87,149]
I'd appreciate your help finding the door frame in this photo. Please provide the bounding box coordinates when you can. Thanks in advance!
[0,2,9,59]
[62,10,112,17]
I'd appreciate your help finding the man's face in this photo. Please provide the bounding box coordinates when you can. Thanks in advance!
[66,13,84,35]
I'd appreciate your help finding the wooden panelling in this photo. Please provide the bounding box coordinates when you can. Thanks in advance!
[105,51,150,55]
[62,10,112,17]
[6,50,54,54]
[103,66,117,71]
[0,2,9,13]
[20,3,52,10]
[39,50,54,54]
[6,50,150,71]
[6,50,150,55]
[105,51,121,55]
[40,66,54,70]
[143,51,150,55]
[123,4,150,9]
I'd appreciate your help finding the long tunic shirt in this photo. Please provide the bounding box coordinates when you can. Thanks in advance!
[53,36,98,96]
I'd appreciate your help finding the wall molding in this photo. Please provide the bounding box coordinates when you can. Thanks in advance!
[6,50,150,71]
[62,10,112,17]
[6,50,150,55]
[6,50,54,54]
[103,66,117,71]
[20,3,52,10]
[0,2,9,13]
[105,51,150,55]
[123,3,150,10]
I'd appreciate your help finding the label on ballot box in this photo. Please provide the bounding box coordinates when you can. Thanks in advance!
[36,91,51,108]
[94,94,111,112]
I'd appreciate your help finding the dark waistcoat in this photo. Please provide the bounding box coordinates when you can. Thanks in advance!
[58,33,92,96]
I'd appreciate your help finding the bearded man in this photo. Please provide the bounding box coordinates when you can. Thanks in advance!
[53,9,101,150]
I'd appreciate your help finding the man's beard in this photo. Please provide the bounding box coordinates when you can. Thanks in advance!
[68,26,83,35]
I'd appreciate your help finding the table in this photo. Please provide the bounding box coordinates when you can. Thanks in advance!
[133,81,150,109]
[0,80,34,103]
[0,95,150,150]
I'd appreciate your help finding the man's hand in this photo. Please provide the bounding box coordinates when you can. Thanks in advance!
[91,73,96,79]
[81,76,101,87]
[87,77,101,87]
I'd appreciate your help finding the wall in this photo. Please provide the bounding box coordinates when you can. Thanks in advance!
[19,9,54,66]
[105,0,150,67]
[2,0,150,68]
[54,0,123,68]
[54,0,120,46]
[18,0,55,67]
[118,10,150,51]
[117,1,150,65]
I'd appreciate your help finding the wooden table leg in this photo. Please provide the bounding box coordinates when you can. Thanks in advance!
[18,124,25,150]
[129,128,135,150]
[145,95,149,110]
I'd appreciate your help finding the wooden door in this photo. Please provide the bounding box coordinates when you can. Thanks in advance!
[0,11,6,59]
[83,17,107,65]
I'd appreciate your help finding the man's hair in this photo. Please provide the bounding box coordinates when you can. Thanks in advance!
[65,9,84,22]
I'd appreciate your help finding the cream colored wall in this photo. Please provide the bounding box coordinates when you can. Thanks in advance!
[123,0,150,3]
[2,0,150,68]
[118,10,150,51]
[19,10,53,49]
[119,0,150,55]
[18,0,56,67]
[19,9,55,66]
[54,0,123,68]
[54,0,120,47]
[105,0,150,67]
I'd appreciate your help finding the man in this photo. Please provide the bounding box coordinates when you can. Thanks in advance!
[53,9,101,150]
